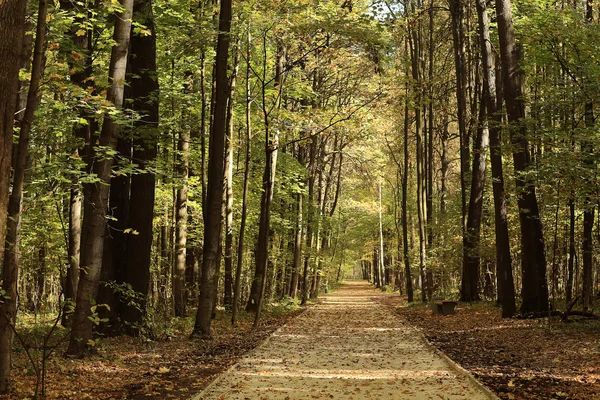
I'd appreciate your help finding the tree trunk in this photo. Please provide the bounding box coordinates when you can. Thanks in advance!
[232,31,252,325]
[476,0,516,316]
[174,126,190,317]
[223,41,240,309]
[291,192,303,299]
[63,188,82,326]
[97,135,131,335]
[67,0,134,356]
[193,0,232,337]
[449,0,469,233]
[581,0,595,312]
[0,0,41,390]
[496,0,549,313]
[461,94,488,302]
[121,0,159,331]
[402,76,413,303]
[566,198,575,304]
[378,182,386,290]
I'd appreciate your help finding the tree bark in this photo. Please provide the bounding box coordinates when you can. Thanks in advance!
[449,0,469,233]
[68,0,134,356]
[193,0,232,337]
[496,0,549,313]
[121,0,160,331]
[476,0,516,316]
[63,188,82,326]
[0,0,41,390]
[581,0,595,312]
[461,93,488,302]
[174,125,190,317]
[232,30,252,325]
[402,73,413,303]
[223,40,240,309]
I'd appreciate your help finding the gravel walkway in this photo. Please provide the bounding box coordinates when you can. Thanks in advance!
[193,281,496,400]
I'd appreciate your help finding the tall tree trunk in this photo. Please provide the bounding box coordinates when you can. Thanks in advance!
[97,135,131,334]
[173,126,190,317]
[120,0,160,331]
[449,0,469,233]
[291,192,303,298]
[301,136,318,305]
[60,0,97,327]
[402,75,413,303]
[0,0,42,390]
[252,130,279,324]
[67,0,134,356]
[409,22,427,302]
[566,198,575,304]
[63,188,82,326]
[496,0,549,313]
[247,55,280,314]
[232,30,252,325]
[461,94,488,302]
[192,0,232,337]
[378,182,386,290]
[476,0,516,316]
[223,41,240,309]
[581,0,595,312]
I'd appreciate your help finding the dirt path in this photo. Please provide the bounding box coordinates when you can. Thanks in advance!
[193,281,496,400]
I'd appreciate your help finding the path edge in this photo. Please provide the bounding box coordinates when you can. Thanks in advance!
[189,305,314,400]
[415,328,500,400]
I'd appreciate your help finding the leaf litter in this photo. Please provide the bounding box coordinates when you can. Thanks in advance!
[377,295,600,400]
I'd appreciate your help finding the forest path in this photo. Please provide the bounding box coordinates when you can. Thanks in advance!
[193,281,496,400]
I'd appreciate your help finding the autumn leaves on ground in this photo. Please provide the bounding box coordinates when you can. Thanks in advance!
[4,281,599,399]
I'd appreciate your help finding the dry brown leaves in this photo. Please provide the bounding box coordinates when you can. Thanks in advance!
[1,309,302,400]
[376,295,600,400]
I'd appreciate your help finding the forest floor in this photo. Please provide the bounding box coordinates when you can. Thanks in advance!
[196,281,494,399]
[377,294,600,400]
[1,304,302,399]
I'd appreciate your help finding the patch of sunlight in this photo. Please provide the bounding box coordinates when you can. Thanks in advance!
[439,324,532,334]
[481,369,599,384]
[236,367,452,380]
[351,327,404,332]
[272,333,309,338]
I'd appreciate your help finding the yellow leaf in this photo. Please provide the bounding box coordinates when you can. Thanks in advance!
[75,29,86,37]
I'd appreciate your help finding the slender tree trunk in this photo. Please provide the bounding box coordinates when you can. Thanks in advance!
[449,0,469,233]
[63,188,82,326]
[193,0,232,337]
[0,0,42,390]
[174,126,190,317]
[301,136,318,305]
[60,0,97,327]
[247,59,280,314]
[409,23,427,302]
[120,0,160,331]
[291,192,303,298]
[496,0,549,313]
[252,129,279,324]
[67,0,134,356]
[223,41,240,309]
[566,198,575,304]
[402,76,413,303]
[232,29,252,325]
[582,0,595,311]
[476,0,516,316]
[378,182,386,290]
